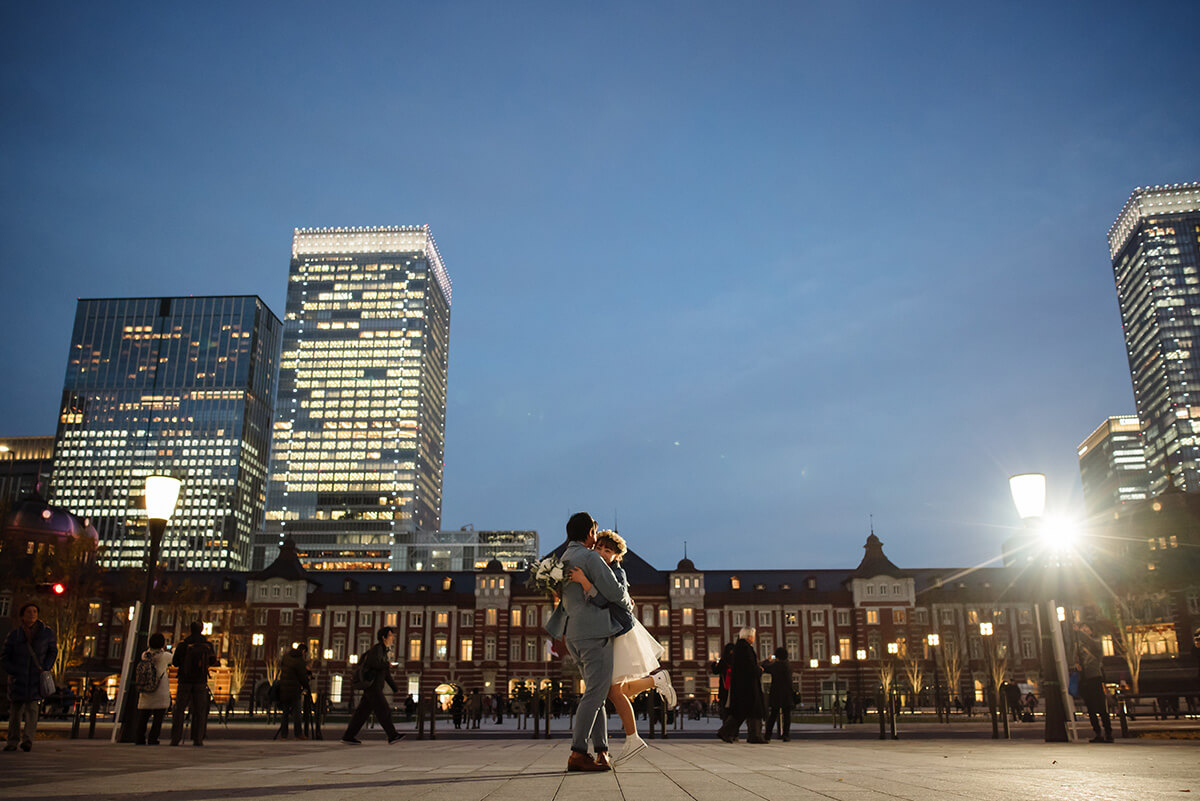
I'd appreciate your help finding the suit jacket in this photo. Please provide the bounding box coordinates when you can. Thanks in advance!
[544,541,630,642]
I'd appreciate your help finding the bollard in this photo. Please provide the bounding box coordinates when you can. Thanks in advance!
[878,690,886,740]
[429,691,437,740]
[532,687,541,740]
[416,696,426,740]
[646,690,657,739]
[544,689,551,738]
[1117,693,1130,738]
[1000,694,1010,739]
[71,697,82,739]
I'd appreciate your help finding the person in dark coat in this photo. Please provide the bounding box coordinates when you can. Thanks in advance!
[275,644,310,740]
[1073,622,1112,743]
[340,626,403,744]
[717,628,766,744]
[2,602,58,752]
[762,647,795,742]
[710,642,735,718]
[451,689,465,729]
[170,621,215,746]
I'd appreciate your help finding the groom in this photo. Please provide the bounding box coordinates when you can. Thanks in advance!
[546,512,631,772]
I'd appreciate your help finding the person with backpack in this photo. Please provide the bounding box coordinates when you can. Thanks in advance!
[170,621,215,746]
[134,632,172,745]
[340,626,403,745]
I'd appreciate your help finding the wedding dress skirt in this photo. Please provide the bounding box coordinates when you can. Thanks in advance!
[612,619,665,685]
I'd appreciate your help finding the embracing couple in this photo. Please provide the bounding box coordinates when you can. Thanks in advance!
[546,512,676,772]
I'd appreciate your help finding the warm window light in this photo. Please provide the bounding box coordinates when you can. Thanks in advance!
[145,475,182,521]
[1009,473,1046,520]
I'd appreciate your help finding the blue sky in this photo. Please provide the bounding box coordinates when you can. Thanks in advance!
[2,2,1198,572]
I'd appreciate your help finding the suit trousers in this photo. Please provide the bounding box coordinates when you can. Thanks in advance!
[566,635,613,754]
[343,688,398,740]
[170,681,210,745]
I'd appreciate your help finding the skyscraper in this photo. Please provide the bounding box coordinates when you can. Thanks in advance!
[50,296,282,570]
[1110,183,1200,495]
[1077,415,1149,520]
[261,226,452,571]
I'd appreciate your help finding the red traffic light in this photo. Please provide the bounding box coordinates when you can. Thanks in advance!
[51,582,66,595]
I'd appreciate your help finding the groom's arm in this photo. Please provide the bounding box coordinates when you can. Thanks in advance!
[581,551,632,612]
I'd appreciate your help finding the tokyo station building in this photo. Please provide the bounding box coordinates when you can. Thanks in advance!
[48,526,1195,710]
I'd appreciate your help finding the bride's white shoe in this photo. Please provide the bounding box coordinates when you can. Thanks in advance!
[614,732,647,765]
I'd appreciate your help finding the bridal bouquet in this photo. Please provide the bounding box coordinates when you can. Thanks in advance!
[526,555,567,597]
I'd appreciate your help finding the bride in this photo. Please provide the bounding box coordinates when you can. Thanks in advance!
[569,530,675,765]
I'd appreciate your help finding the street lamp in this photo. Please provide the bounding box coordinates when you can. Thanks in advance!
[886,641,899,739]
[830,655,842,728]
[117,474,181,742]
[980,622,1000,739]
[1008,473,1072,743]
[926,633,944,723]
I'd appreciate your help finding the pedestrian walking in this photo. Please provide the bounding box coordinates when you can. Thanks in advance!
[170,621,215,746]
[467,688,482,729]
[134,632,172,745]
[2,602,58,752]
[340,627,404,745]
[275,644,310,740]
[762,647,794,742]
[717,627,766,744]
[1073,622,1113,743]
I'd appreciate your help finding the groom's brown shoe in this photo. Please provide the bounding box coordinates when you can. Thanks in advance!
[567,751,605,772]
[594,751,613,771]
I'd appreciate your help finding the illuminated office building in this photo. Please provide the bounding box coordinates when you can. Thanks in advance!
[1109,183,1200,494]
[1077,415,1149,520]
[49,296,282,570]
[261,226,452,571]
[407,529,539,572]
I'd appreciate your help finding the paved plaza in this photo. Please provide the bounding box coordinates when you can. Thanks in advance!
[0,731,1197,801]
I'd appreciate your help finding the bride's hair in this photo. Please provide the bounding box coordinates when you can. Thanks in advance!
[595,530,627,561]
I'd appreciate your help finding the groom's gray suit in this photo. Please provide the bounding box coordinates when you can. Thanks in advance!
[546,540,632,755]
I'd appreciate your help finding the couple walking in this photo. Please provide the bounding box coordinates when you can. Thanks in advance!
[546,512,675,772]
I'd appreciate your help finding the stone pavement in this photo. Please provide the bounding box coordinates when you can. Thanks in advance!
[0,735,1197,801]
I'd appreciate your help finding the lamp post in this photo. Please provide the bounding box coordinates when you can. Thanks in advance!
[117,475,181,742]
[886,641,899,739]
[808,657,819,712]
[927,633,943,723]
[855,648,866,724]
[980,622,1000,739]
[830,655,843,728]
[1008,473,1071,743]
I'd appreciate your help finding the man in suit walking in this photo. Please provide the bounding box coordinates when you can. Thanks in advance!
[546,512,632,772]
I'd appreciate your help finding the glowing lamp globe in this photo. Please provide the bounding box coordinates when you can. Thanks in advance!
[145,475,182,522]
[1008,473,1046,520]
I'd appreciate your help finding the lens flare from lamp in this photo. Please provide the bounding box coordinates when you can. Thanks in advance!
[1040,515,1080,552]
[1009,473,1046,519]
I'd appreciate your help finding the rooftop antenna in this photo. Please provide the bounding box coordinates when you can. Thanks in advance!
[684,540,688,560]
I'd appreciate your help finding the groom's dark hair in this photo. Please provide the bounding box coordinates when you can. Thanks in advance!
[566,512,595,542]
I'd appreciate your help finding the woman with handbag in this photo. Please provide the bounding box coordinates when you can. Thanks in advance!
[2,602,59,752]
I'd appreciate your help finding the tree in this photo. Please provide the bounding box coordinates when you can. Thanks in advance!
[942,639,964,708]
[901,650,925,709]
[1095,591,1168,695]
[227,634,249,704]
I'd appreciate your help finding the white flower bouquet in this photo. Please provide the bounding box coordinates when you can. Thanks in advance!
[526,555,567,597]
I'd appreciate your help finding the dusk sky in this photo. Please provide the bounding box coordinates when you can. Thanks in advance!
[2,2,1198,573]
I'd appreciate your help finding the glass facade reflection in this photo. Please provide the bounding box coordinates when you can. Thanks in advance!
[49,296,282,570]
[1110,183,1200,495]
[260,226,452,571]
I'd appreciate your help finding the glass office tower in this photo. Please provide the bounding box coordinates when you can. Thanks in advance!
[50,296,282,570]
[1110,183,1200,495]
[260,226,452,570]
[1077,415,1149,521]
